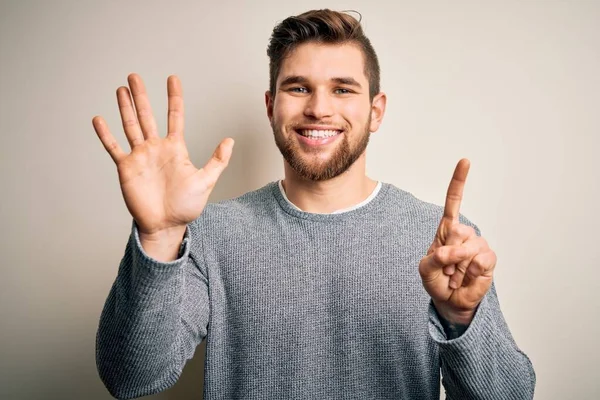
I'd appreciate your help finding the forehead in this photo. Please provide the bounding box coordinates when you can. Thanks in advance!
[278,42,367,84]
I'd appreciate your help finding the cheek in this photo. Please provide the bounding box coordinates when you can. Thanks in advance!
[272,97,293,121]
[273,98,306,127]
[341,100,371,125]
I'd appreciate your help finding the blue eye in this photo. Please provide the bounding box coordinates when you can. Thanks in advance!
[335,88,351,94]
[289,87,308,93]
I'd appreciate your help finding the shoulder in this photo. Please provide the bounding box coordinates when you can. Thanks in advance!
[382,182,480,234]
[381,182,442,219]
[194,181,278,227]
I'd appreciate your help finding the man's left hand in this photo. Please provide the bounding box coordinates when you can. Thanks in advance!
[418,159,497,325]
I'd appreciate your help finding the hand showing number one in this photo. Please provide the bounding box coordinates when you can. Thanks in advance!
[418,159,497,322]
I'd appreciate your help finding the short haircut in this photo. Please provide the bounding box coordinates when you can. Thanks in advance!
[267,9,381,101]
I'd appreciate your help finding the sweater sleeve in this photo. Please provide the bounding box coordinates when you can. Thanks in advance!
[428,280,536,399]
[95,219,210,400]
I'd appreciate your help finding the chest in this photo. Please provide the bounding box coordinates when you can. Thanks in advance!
[207,225,432,338]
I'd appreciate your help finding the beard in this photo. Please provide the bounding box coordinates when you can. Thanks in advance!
[271,116,371,181]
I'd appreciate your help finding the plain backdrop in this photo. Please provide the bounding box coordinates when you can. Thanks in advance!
[1,0,598,399]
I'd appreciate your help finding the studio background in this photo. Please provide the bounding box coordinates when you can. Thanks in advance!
[1,0,598,399]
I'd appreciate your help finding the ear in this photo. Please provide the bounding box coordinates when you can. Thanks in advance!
[369,92,387,133]
[265,90,274,122]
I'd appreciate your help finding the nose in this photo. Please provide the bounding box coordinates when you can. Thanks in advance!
[304,89,333,120]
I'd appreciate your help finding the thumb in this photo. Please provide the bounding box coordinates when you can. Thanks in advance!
[199,138,235,188]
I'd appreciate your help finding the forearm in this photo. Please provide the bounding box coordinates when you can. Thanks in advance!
[429,284,536,399]
[96,222,206,399]
[97,243,186,398]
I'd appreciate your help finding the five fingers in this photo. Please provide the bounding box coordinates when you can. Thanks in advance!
[93,74,185,164]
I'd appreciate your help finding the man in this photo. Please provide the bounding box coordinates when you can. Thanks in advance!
[93,9,536,400]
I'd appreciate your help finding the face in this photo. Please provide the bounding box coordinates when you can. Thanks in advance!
[266,42,386,181]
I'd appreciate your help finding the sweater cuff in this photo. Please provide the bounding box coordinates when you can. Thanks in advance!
[428,292,490,357]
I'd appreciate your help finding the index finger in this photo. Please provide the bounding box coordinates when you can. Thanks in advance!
[443,158,470,221]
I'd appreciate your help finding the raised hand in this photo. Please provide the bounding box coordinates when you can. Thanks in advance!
[418,159,497,323]
[92,73,234,238]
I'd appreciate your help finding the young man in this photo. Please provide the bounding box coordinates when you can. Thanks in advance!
[93,9,536,400]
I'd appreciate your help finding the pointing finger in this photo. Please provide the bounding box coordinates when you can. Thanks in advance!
[443,158,470,222]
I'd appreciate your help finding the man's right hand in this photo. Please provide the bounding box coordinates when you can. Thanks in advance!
[92,73,234,254]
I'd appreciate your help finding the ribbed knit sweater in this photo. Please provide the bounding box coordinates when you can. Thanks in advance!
[96,181,536,399]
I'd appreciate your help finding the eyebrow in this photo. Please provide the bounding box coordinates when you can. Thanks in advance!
[279,75,363,89]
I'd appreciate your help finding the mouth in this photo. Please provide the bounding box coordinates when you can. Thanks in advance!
[293,128,343,146]
[295,128,343,138]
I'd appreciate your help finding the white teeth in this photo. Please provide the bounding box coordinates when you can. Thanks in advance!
[299,129,340,138]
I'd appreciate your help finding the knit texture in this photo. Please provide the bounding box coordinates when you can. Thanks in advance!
[96,181,536,399]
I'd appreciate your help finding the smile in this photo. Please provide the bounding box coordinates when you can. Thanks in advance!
[294,128,343,146]
[297,129,342,138]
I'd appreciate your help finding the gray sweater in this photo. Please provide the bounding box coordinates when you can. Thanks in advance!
[96,181,536,399]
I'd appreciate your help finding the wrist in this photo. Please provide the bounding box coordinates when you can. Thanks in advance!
[432,300,476,325]
[139,225,187,243]
[138,225,187,262]
[432,300,476,339]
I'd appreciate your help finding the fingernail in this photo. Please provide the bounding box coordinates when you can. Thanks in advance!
[449,281,458,289]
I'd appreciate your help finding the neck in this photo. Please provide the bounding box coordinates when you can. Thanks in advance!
[281,153,377,213]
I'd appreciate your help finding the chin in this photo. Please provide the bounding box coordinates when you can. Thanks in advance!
[273,123,369,181]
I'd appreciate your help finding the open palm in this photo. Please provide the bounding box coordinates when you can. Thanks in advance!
[92,73,234,235]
